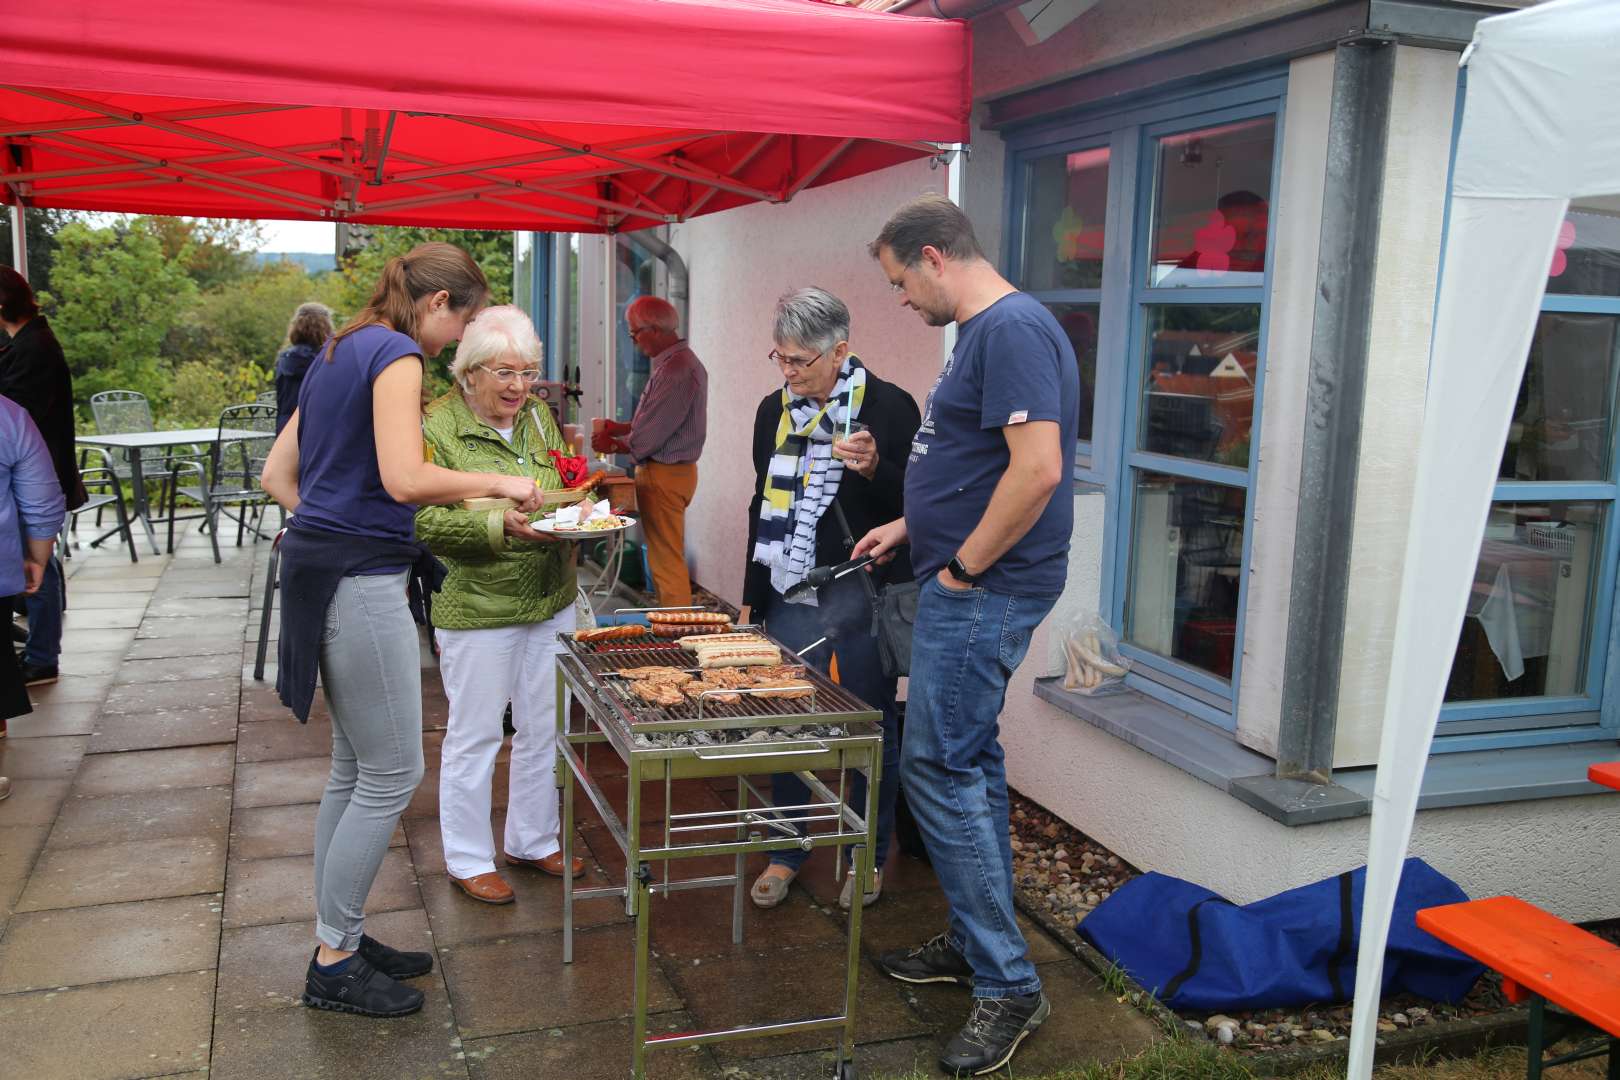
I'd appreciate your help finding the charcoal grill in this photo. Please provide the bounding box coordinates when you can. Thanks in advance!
[554,620,882,1080]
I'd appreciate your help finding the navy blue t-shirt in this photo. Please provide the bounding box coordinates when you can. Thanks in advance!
[292,323,422,545]
[904,292,1078,596]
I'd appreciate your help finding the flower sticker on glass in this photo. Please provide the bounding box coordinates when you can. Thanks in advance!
[1191,210,1236,277]
[1549,218,1576,278]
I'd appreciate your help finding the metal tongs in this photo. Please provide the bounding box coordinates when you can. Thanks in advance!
[783,554,876,602]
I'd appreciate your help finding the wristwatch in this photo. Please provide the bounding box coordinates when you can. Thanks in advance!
[946,555,982,585]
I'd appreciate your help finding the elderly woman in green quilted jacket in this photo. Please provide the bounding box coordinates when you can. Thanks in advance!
[416,305,585,906]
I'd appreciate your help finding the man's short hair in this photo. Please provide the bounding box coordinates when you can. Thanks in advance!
[0,267,39,323]
[626,295,679,334]
[868,194,985,266]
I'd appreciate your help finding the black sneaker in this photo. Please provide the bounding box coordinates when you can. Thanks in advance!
[939,991,1050,1076]
[9,622,26,644]
[19,662,57,687]
[877,933,974,987]
[357,934,433,979]
[301,950,424,1017]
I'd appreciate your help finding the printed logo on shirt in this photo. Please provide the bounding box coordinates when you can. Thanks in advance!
[911,440,928,457]
[1007,410,1029,425]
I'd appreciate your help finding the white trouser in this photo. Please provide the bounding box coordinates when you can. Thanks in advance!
[435,608,573,879]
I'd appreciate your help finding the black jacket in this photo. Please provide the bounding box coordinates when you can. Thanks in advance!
[274,343,321,434]
[0,316,84,511]
[742,370,920,612]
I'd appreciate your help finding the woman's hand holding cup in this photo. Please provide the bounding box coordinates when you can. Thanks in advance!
[832,427,878,480]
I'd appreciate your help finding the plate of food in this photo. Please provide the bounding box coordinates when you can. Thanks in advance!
[534,512,637,536]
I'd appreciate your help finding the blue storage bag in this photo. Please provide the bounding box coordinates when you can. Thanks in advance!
[1077,857,1483,1011]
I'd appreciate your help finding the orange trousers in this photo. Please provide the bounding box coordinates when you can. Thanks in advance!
[634,460,697,608]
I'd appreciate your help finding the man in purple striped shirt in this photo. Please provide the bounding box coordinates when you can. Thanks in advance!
[594,296,708,606]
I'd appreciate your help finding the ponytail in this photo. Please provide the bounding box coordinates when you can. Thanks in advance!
[327,242,489,359]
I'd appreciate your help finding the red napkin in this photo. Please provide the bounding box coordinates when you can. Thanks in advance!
[548,449,590,488]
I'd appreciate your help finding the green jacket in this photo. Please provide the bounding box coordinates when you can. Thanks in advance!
[416,391,576,630]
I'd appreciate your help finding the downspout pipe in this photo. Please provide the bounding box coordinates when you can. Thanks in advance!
[621,229,690,337]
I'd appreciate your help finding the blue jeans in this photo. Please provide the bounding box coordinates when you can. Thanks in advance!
[902,574,1057,999]
[23,557,64,668]
[759,576,900,874]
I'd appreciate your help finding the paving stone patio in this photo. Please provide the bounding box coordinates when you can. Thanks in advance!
[0,524,1162,1079]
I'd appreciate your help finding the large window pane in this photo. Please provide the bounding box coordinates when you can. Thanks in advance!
[1446,502,1603,702]
[1502,312,1620,482]
[1044,302,1099,443]
[1125,473,1247,679]
[1138,305,1262,466]
[1148,117,1275,287]
[612,238,656,422]
[1022,146,1110,291]
[1546,199,1620,298]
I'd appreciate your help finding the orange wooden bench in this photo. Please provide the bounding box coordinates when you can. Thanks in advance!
[1417,897,1620,1079]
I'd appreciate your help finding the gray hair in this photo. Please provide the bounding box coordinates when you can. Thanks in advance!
[773,287,850,354]
[626,294,679,333]
[450,305,544,389]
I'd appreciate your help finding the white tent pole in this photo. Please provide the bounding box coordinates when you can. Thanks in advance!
[8,202,25,278]
[943,143,965,363]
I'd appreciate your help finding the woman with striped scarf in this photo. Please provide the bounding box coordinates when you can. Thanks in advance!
[741,287,920,911]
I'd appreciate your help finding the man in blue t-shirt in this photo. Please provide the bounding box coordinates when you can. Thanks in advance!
[854,194,1077,1077]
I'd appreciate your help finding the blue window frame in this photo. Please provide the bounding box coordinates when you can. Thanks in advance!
[1438,198,1620,750]
[1006,72,1286,728]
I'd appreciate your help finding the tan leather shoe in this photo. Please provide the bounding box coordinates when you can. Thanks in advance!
[449,872,514,904]
[505,851,584,878]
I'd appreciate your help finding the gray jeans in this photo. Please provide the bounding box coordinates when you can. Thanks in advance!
[313,572,424,951]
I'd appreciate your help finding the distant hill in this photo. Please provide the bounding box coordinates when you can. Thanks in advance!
[254,251,336,274]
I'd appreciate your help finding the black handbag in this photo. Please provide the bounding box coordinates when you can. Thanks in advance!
[831,503,916,679]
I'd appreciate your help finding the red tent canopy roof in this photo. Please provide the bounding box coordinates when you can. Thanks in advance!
[0,0,970,232]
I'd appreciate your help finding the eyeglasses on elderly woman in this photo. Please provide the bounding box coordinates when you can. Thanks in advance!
[477,366,543,384]
[768,346,833,371]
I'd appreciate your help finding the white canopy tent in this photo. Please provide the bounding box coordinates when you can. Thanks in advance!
[1348,0,1620,1075]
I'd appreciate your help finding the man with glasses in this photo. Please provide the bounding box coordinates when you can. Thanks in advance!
[853,195,1077,1077]
[593,296,708,607]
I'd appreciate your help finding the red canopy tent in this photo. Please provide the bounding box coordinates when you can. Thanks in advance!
[0,0,970,234]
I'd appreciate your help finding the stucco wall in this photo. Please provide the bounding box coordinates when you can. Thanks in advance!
[1333,46,1459,766]
[667,160,948,608]
[1234,51,1335,756]
[973,0,1331,103]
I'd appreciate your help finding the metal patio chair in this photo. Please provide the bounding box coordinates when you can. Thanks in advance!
[61,446,140,563]
[165,402,278,563]
[87,389,199,533]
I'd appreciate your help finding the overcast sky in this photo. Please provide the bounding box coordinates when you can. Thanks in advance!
[258,219,336,253]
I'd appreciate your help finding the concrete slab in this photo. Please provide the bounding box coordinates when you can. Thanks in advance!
[114,652,242,684]
[23,674,115,706]
[125,633,244,659]
[0,969,216,1080]
[0,893,223,992]
[438,924,681,1039]
[0,734,88,780]
[233,756,332,808]
[417,863,623,946]
[58,626,138,652]
[214,908,433,1014]
[235,716,336,763]
[464,1014,720,1080]
[148,580,252,600]
[88,705,238,753]
[71,745,235,797]
[667,940,932,1063]
[143,596,251,619]
[47,785,232,849]
[101,676,240,715]
[62,607,146,630]
[230,802,405,862]
[5,702,101,738]
[56,650,127,677]
[0,778,72,827]
[0,824,49,917]
[222,848,420,930]
[645,879,848,964]
[16,834,225,911]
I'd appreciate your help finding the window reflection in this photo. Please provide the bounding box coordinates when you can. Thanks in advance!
[1546,200,1620,298]
[1502,312,1619,483]
[1149,117,1275,288]
[1023,146,1110,291]
[1446,503,1601,702]
[1138,305,1261,467]
[1044,302,1099,443]
[1126,474,1246,680]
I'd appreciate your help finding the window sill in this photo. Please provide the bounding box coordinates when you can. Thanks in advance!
[1033,677,1619,827]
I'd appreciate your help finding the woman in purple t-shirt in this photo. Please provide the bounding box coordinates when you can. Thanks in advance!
[262,243,543,1019]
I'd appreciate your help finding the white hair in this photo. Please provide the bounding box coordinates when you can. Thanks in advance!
[451,305,544,389]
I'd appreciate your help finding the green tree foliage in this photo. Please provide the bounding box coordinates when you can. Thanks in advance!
[0,207,73,298]
[144,217,266,291]
[41,218,198,408]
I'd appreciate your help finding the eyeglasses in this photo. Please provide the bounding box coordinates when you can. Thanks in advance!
[480,367,543,384]
[627,325,650,338]
[768,347,828,371]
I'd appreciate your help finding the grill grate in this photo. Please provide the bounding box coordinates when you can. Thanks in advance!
[562,632,873,729]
